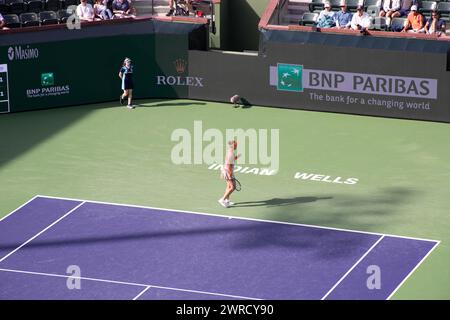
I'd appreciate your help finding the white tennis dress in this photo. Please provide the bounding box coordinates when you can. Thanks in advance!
[220,148,235,180]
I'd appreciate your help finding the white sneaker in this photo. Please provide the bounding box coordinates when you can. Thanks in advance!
[225,199,235,205]
[127,105,135,109]
[218,199,229,208]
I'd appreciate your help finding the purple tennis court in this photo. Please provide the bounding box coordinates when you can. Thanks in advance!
[0,196,439,300]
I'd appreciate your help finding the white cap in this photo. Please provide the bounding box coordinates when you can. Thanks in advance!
[410,5,417,11]
[324,1,331,8]
[340,0,346,6]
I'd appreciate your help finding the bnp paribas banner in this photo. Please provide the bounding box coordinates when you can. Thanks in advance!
[188,46,450,123]
[269,63,437,111]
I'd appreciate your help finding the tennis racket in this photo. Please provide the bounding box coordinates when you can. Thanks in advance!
[232,177,241,192]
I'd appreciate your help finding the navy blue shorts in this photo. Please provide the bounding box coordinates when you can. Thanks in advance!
[399,9,410,17]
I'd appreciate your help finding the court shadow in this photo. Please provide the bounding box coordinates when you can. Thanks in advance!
[138,102,207,108]
[233,196,333,208]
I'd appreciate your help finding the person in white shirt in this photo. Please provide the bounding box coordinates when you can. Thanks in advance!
[218,140,241,208]
[380,0,401,18]
[76,0,95,22]
[351,5,372,31]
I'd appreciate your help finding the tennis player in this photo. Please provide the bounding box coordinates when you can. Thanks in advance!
[119,57,134,109]
[218,140,241,208]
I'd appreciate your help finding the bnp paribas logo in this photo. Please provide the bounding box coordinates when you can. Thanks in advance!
[277,63,303,92]
[41,72,54,86]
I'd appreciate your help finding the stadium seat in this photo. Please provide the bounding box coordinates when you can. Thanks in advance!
[300,12,319,26]
[330,0,342,11]
[370,16,387,30]
[20,11,40,26]
[346,0,360,12]
[44,0,59,10]
[57,7,74,22]
[27,0,44,13]
[364,0,381,11]
[390,17,407,31]
[0,1,8,15]
[6,0,26,14]
[437,2,450,21]
[366,4,380,17]
[419,1,437,17]
[309,0,324,13]
[61,0,78,8]
[3,13,21,27]
[39,9,58,24]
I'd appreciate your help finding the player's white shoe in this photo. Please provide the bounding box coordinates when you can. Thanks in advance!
[127,105,135,109]
[225,199,235,206]
[218,199,229,208]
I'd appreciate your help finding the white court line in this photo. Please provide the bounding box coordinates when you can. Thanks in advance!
[387,240,441,300]
[321,235,385,300]
[0,202,85,263]
[0,195,40,222]
[133,286,152,300]
[35,194,441,243]
[0,268,259,300]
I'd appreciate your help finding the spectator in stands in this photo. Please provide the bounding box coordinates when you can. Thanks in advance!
[94,0,114,19]
[391,0,414,19]
[77,0,95,22]
[166,0,175,16]
[317,2,336,28]
[318,2,335,20]
[351,5,372,32]
[112,0,136,18]
[167,0,194,17]
[424,10,446,36]
[380,0,401,24]
[0,13,6,30]
[334,1,353,29]
[401,5,425,32]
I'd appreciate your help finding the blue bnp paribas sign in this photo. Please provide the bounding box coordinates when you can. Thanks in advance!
[276,63,303,92]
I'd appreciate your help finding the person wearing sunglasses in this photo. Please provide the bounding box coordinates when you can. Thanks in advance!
[424,10,446,36]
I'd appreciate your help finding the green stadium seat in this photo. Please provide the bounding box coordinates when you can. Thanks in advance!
[57,7,74,22]
[364,0,381,11]
[3,13,21,27]
[27,0,44,13]
[437,2,450,19]
[300,12,319,26]
[346,0,360,12]
[309,0,324,13]
[370,16,388,30]
[390,17,407,31]
[6,0,26,15]
[0,1,8,15]
[330,0,342,11]
[20,11,40,26]
[39,9,58,24]
[61,0,78,9]
[419,1,437,17]
[366,4,380,17]
[44,0,59,10]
